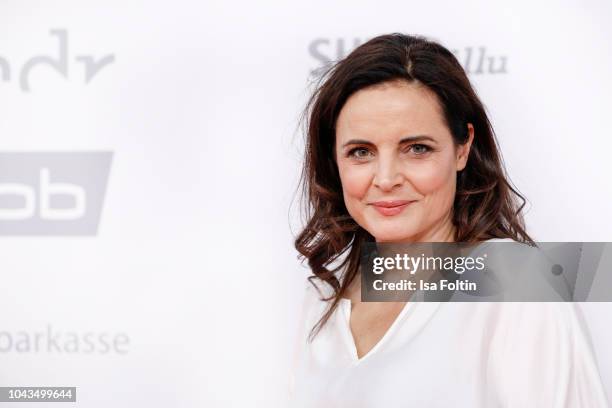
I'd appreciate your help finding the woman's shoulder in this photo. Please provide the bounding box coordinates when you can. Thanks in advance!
[486,302,610,406]
[488,302,584,338]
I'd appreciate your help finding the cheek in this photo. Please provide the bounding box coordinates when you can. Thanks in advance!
[338,163,372,200]
[408,157,457,201]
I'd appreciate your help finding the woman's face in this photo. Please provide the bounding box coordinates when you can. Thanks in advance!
[335,80,473,243]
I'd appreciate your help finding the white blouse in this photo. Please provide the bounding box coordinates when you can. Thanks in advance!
[289,241,610,407]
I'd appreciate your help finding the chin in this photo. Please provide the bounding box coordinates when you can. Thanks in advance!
[367,225,419,243]
[356,213,418,242]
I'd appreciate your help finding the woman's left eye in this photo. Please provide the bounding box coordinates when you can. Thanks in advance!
[408,144,431,155]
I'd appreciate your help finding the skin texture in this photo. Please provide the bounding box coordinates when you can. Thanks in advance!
[334,79,474,359]
[335,79,474,244]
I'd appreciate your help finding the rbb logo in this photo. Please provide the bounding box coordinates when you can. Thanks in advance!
[0,168,86,220]
[0,152,112,236]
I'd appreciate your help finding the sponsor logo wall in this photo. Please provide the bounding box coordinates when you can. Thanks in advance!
[1,1,611,407]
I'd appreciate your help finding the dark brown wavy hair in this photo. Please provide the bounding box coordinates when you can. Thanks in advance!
[294,33,534,341]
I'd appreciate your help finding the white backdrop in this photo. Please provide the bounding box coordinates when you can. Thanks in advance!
[0,0,610,406]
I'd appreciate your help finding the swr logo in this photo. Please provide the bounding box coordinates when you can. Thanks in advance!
[308,38,508,77]
[0,152,112,236]
[0,168,85,220]
[0,29,115,92]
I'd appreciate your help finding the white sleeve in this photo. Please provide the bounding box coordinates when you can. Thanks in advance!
[488,302,610,407]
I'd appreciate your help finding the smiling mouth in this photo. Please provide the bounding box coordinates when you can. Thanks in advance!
[370,200,415,216]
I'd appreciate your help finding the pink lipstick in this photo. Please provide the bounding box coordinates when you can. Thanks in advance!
[370,200,414,216]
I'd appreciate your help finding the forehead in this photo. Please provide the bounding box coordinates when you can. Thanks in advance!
[335,80,449,143]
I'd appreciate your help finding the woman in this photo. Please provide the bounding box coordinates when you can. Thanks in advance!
[290,33,609,407]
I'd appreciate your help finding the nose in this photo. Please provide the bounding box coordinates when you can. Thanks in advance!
[373,154,403,191]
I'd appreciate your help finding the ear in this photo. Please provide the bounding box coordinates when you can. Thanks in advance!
[456,123,474,171]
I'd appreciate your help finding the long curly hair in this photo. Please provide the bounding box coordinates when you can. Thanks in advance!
[294,33,534,342]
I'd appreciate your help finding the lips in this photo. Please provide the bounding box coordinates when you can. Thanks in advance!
[370,200,415,216]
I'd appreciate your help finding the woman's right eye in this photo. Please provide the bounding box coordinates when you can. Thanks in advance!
[347,147,372,160]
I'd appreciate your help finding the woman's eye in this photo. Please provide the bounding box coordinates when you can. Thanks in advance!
[348,147,372,160]
[409,144,431,155]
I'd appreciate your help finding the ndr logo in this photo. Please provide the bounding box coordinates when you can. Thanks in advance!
[0,29,115,92]
[0,152,113,236]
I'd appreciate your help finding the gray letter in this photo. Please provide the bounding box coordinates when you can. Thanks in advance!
[474,47,486,75]
[309,38,330,76]
[488,56,507,74]
[75,54,115,83]
[463,47,473,74]
[113,334,130,354]
[20,29,68,92]
[83,332,95,353]
[46,324,61,352]
[15,331,31,352]
[98,333,110,354]
[0,332,13,352]
[64,333,79,352]
[0,56,9,81]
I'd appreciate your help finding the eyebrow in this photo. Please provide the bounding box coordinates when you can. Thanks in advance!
[341,135,437,148]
